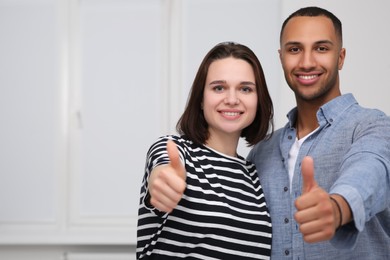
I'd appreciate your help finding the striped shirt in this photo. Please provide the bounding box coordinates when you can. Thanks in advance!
[137,135,272,259]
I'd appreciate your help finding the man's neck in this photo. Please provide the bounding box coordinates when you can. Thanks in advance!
[295,106,319,140]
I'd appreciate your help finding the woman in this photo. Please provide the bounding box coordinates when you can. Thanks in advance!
[137,42,273,259]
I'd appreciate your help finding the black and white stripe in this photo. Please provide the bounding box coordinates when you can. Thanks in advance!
[137,135,272,259]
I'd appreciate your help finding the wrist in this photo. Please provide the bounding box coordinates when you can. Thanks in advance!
[329,195,343,230]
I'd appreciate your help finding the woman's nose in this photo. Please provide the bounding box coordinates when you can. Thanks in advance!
[224,91,240,105]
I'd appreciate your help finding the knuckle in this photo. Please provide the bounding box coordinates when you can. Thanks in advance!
[323,228,335,239]
[318,191,329,201]
[294,212,302,223]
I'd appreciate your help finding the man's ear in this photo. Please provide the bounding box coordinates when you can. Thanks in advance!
[338,48,346,70]
[278,49,282,62]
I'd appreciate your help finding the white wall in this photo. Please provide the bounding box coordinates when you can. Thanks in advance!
[0,0,389,259]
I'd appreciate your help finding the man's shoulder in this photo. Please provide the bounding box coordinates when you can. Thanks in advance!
[345,103,390,123]
[250,128,285,154]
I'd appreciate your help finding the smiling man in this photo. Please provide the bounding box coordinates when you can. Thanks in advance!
[248,6,390,259]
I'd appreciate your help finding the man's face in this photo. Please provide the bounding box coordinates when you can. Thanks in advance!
[279,16,345,104]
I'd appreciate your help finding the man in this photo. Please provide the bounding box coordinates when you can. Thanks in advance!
[248,6,390,259]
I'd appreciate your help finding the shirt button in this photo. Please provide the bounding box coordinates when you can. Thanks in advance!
[288,135,292,140]
[284,218,289,223]
[284,186,288,192]
[285,249,290,255]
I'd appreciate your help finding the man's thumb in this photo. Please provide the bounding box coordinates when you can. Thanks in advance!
[166,140,186,179]
[301,156,317,193]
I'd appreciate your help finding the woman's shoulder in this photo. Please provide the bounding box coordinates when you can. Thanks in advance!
[155,134,193,145]
[149,134,197,152]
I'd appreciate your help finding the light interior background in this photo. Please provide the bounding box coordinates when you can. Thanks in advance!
[0,0,389,259]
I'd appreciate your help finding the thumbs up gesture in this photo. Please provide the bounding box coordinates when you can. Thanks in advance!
[148,140,187,213]
[301,156,318,193]
[294,156,338,243]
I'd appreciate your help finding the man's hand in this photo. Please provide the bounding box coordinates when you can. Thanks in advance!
[148,140,187,213]
[294,156,339,243]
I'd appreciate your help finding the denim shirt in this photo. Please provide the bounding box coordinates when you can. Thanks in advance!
[248,94,390,260]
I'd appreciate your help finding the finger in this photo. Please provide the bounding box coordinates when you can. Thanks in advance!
[303,232,333,244]
[296,203,335,243]
[301,156,318,193]
[295,207,325,231]
[150,192,180,213]
[166,140,186,180]
[300,219,335,243]
[150,196,175,213]
[149,176,183,212]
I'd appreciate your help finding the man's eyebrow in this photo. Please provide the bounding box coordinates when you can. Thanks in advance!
[314,40,334,45]
[284,41,301,46]
[284,40,334,47]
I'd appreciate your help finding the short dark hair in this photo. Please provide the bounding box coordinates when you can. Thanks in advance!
[280,6,343,45]
[177,42,274,146]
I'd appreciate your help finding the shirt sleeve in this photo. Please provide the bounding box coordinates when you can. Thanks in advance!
[140,135,174,216]
[329,114,390,248]
[140,135,185,216]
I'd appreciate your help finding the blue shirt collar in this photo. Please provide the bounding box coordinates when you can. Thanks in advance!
[286,93,358,128]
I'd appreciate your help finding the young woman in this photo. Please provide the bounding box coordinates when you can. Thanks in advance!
[137,42,274,259]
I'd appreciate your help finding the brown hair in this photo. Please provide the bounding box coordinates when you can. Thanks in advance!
[177,42,273,146]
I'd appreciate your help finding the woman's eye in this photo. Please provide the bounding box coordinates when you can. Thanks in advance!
[212,86,224,92]
[241,86,254,93]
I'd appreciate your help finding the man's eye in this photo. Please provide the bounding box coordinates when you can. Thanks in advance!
[317,46,328,52]
[289,47,300,53]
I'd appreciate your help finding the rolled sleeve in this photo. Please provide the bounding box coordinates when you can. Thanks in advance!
[332,184,365,231]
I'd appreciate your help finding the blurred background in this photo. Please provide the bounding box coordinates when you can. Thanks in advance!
[0,0,389,259]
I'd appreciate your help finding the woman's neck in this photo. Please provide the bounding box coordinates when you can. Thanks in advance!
[205,132,240,157]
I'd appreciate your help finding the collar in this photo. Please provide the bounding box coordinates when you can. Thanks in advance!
[286,93,358,128]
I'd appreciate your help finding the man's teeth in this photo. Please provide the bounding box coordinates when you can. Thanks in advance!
[300,75,318,80]
[223,112,240,116]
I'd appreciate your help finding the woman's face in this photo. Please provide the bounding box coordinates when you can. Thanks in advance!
[203,57,258,140]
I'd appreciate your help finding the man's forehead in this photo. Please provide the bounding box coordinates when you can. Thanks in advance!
[281,16,339,45]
